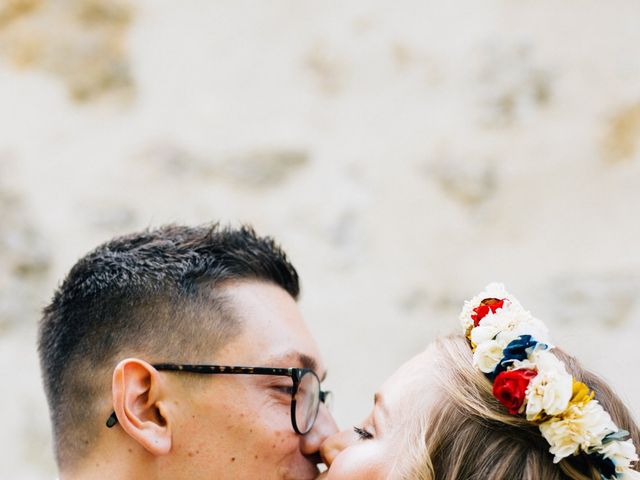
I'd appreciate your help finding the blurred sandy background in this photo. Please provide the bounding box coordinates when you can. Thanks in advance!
[1,0,640,478]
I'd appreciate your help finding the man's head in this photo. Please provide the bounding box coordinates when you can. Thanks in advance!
[38,224,336,479]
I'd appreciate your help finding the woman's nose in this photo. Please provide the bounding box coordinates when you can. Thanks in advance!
[319,428,354,467]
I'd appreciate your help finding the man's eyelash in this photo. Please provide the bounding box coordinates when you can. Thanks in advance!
[273,386,294,395]
[353,426,373,440]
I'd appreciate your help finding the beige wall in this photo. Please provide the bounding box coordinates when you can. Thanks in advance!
[1,1,640,477]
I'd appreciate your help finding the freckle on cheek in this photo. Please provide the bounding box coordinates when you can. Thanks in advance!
[231,457,236,462]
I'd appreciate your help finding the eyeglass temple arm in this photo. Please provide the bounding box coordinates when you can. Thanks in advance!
[106,411,118,428]
[105,365,301,427]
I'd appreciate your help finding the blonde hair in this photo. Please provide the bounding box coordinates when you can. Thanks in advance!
[398,334,640,480]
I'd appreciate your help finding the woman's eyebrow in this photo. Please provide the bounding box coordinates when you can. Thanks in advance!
[374,393,390,420]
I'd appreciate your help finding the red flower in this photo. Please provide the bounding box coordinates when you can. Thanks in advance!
[493,369,537,415]
[471,298,505,326]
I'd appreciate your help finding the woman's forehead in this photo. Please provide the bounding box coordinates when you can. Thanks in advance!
[379,345,438,411]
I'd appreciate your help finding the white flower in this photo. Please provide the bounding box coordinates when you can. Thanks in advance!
[539,399,617,463]
[459,282,521,332]
[470,306,551,348]
[595,438,639,473]
[619,467,640,480]
[499,313,550,346]
[469,304,516,344]
[524,350,573,420]
[473,339,505,373]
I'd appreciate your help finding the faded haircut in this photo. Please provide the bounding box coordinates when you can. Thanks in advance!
[38,224,300,468]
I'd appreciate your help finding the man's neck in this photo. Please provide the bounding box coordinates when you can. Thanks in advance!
[59,449,154,480]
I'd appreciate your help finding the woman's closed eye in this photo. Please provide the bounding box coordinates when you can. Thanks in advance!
[353,426,374,440]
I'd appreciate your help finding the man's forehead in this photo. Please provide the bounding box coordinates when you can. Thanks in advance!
[212,280,327,377]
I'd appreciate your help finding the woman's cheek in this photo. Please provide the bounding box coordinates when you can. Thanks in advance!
[327,442,391,480]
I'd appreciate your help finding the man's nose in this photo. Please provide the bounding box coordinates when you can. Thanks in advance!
[318,428,353,467]
[300,403,338,457]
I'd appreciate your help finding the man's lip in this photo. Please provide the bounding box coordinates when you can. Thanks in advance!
[282,463,321,480]
[284,475,320,480]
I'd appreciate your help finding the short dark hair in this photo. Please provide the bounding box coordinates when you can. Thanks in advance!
[38,224,300,468]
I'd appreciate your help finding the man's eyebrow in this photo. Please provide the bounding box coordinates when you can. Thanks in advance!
[298,353,317,372]
[299,353,328,382]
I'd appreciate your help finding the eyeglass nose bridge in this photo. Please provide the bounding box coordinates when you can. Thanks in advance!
[320,390,333,411]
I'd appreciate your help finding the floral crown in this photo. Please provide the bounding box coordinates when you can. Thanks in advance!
[460,283,640,480]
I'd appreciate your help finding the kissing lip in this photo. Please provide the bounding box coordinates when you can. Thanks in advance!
[285,474,321,480]
[282,463,321,480]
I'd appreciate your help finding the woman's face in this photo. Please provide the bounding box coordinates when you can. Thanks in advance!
[319,346,439,480]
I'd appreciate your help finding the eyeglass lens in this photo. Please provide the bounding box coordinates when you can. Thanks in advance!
[294,370,321,434]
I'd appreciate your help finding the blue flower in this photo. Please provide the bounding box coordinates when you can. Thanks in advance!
[488,335,544,381]
[587,452,617,480]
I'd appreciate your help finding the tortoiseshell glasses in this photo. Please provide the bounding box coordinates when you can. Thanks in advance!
[105,364,332,435]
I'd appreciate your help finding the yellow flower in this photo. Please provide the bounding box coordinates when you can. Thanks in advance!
[569,380,594,407]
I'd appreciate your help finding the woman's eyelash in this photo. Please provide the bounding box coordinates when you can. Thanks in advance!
[353,426,374,440]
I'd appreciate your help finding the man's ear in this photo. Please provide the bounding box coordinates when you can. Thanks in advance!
[111,358,172,455]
